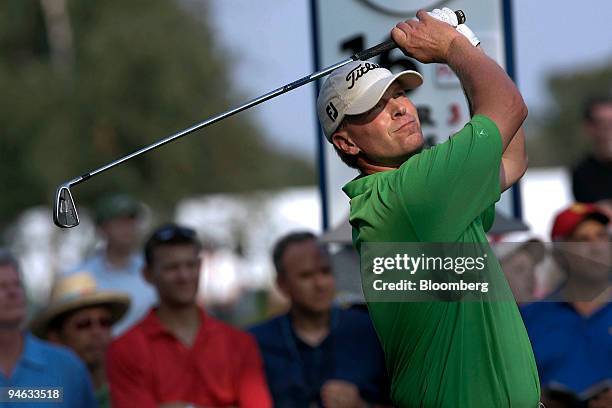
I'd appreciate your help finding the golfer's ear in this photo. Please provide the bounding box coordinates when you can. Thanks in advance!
[332,130,360,155]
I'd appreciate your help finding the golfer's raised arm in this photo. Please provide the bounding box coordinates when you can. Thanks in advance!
[391,10,527,150]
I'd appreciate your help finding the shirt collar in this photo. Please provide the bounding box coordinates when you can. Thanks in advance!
[140,306,208,338]
[537,291,612,317]
[285,306,341,335]
[19,332,48,369]
[342,173,377,199]
[95,250,142,273]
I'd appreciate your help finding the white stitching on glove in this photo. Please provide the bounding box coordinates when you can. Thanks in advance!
[427,8,459,27]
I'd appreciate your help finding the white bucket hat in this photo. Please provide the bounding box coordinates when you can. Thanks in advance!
[317,61,423,142]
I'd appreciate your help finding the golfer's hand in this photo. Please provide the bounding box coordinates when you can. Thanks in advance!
[321,380,365,408]
[391,9,465,64]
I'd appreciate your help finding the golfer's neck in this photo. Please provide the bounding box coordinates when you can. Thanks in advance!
[358,160,400,175]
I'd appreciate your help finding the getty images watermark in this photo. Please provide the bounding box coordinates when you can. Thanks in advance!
[371,252,490,293]
[361,243,516,302]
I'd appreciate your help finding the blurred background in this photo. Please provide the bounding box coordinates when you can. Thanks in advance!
[1,0,611,321]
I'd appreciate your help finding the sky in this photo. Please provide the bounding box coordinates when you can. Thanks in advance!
[206,0,612,161]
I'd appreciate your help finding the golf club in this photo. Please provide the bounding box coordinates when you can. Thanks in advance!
[53,10,466,228]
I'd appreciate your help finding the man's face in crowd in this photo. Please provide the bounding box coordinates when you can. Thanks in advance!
[333,82,424,167]
[0,264,26,329]
[145,244,201,307]
[50,306,113,369]
[99,214,141,250]
[501,250,538,302]
[277,239,335,314]
[561,219,610,284]
[586,102,612,160]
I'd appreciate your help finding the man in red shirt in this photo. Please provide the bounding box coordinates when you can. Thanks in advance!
[107,223,271,408]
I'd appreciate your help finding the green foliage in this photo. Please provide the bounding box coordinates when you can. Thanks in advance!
[0,0,315,226]
[527,62,612,167]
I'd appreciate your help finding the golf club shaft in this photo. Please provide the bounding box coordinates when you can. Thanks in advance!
[68,10,466,187]
[69,50,388,187]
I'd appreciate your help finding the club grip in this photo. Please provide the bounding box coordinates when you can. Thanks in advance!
[351,9,466,61]
[351,40,396,61]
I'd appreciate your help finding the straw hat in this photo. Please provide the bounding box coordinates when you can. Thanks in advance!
[30,272,130,338]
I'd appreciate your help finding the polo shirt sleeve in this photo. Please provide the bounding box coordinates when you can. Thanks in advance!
[237,334,273,408]
[107,336,157,408]
[395,115,503,241]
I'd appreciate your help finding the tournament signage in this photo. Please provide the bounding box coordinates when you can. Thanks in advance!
[311,0,516,230]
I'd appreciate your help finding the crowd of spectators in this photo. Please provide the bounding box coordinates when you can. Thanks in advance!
[0,95,610,407]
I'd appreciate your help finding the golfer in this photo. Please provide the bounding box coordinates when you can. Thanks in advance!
[317,10,540,408]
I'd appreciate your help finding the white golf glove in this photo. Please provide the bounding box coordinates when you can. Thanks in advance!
[428,7,481,47]
[428,7,459,26]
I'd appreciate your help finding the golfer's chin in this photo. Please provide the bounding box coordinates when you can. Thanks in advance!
[394,132,425,163]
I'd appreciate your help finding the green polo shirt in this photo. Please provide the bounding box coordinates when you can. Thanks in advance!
[343,115,540,407]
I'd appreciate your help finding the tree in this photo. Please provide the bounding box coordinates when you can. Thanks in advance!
[0,0,315,228]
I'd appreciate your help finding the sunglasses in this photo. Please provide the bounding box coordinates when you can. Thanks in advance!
[152,225,197,242]
[73,316,113,331]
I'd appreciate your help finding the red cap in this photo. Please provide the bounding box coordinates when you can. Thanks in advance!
[550,203,609,241]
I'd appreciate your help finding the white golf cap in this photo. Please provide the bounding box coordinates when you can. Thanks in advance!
[317,61,423,142]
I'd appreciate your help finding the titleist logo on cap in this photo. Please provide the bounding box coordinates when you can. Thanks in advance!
[346,62,381,89]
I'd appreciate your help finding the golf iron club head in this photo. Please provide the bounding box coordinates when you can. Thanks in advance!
[53,184,80,228]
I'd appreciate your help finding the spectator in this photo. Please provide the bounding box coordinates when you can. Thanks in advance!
[0,249,97,408]
[107,223,271,408]
[66,193,156,335]
[250,232,391,407]
[521,203,611,407]
[572,95,612,203]
[30,272,130,408]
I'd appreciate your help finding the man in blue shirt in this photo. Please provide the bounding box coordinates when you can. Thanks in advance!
[0,249,97,408]
[521,203,611,407]
[250,232,390,407]
[65,193,157,335]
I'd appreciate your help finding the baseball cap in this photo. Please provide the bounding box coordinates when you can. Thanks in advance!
[94,193,143,225]
[550,203,610,241]
[317,61,423,142]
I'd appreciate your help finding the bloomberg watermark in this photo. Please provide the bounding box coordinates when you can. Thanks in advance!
[361,243,512,302]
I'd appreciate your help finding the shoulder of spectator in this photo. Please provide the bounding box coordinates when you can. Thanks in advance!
[29,335,90,375]
[107,321,149,361]
[572,154,597,173]
[248,314,284,341]
[519,300,561,321]
[337,306,376,333]
[206,316,258,347]
[62,255,99,276]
